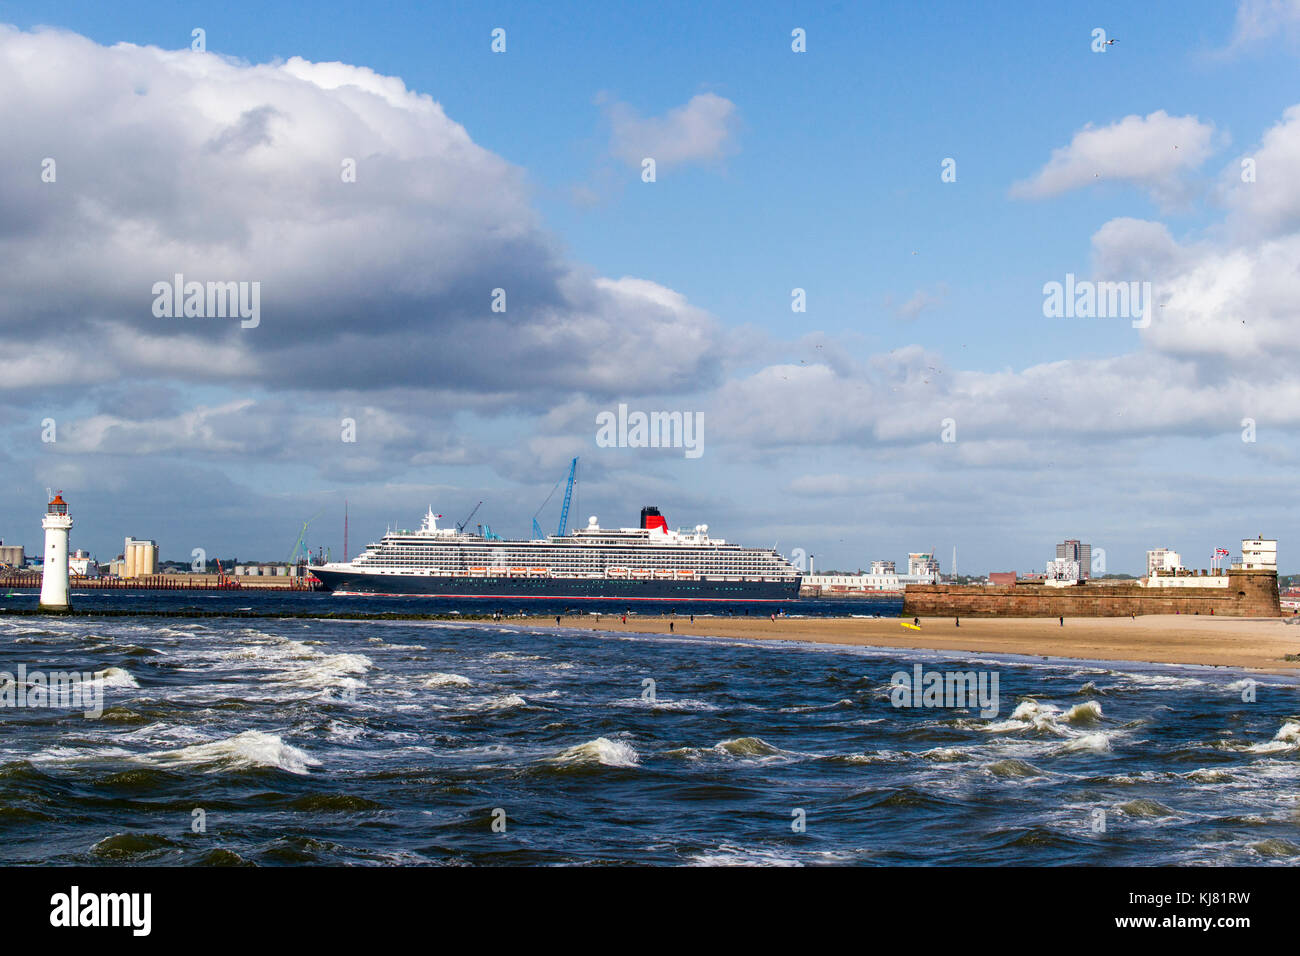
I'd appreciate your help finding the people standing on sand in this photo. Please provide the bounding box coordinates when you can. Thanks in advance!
[1059,616,1063,626]
[622,614,627,624]
[955,616,960,627]
[690,613,694,623]
[669,621,674,632]
[913,617,920,627]
[555,615,561,626]
[771,613,776,622]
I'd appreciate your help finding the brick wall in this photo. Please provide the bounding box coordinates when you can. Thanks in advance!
[903,569,1280,618]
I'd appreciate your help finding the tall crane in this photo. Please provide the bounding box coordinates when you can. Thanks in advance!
[287,509,325,565]
[458,500,483,533]
[556,457,578,537]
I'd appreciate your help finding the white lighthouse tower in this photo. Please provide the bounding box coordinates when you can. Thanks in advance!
[39,492,73,611]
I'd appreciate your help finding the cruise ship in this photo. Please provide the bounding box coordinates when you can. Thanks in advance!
[309,506,801,601]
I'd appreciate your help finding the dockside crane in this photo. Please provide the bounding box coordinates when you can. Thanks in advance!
[288,509,325,565]
[531,457,579,538]
[458,500,483,533]
[556,457,578,537]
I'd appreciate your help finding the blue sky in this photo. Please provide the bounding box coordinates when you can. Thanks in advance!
[1,1,1298,574]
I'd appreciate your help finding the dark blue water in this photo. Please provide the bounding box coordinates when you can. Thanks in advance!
[1,595,1297,865]
[0,589,901,619]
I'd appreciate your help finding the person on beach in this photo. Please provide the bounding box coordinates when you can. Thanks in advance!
[669,621,674,632]
[955,616,960,627]
[555,615,561,626]
[1059,616,1063,626]
[690,613,694,623]
[622,614,627,624]
[913,617,919,627]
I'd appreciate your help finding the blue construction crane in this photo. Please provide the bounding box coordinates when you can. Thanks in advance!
[532,518,544,540]
[556,457,578,537]
[287,509,325,564]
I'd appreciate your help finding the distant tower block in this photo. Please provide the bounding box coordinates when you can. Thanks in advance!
[39,493,73,611]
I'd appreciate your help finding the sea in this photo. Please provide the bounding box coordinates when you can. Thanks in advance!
[1,590,1297,866]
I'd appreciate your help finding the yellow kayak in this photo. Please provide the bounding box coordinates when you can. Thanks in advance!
[901,622,922,631]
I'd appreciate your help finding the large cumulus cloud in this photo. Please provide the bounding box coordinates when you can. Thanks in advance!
[0,25,722,401]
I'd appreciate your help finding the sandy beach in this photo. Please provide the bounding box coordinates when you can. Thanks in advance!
[523,613,1300,675]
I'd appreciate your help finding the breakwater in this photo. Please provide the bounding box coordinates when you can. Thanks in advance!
[0,573,318,591]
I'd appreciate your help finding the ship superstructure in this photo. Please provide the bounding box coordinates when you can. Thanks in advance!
[309,506,801,601]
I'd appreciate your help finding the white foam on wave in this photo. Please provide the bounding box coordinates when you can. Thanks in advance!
[1059,733,1111,754]
[713,736,788,759]
[1115,672,1205,689]
[611,696,717,712]
[422,672,472,688]
[147,730,320,775]
[94,666,140,688]
[214,635,374,696]
[1244,720,1300,754]
[550,736,640,767]
[984,699,1062,733]
[474,693,528,712]
[688,844,801,867]
[1063,700,1103,725]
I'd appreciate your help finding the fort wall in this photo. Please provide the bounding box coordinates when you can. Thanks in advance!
[902,569,1280,618]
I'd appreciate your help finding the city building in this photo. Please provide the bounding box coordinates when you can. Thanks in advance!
[122,537,159,578]
[1056,540,1093,579]
[1147,547,1182,577]
[0,540,23,568]
[1045,558,1082,583]
[1240,537,1277,571]
[907,552,940,579]
[804,552,938,593]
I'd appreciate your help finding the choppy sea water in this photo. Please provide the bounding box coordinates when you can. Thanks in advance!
[1,595,1298,865]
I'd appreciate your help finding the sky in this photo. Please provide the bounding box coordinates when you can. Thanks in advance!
[1,0,1298,574]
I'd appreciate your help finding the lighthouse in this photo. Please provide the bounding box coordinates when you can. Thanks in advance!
[39,493,73,611]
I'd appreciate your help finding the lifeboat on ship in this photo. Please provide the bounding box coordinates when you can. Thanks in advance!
[607,567,628,578]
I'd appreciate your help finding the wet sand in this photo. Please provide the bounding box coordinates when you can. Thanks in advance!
[524,613,1300,675]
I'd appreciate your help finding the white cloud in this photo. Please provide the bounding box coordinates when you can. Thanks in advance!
[1222,104,1300,238]
[894,283,948,321]
[605,92,737,169]
[1011,111,1216,201]
[1228,0,1300,48]
[0,26,723,405]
